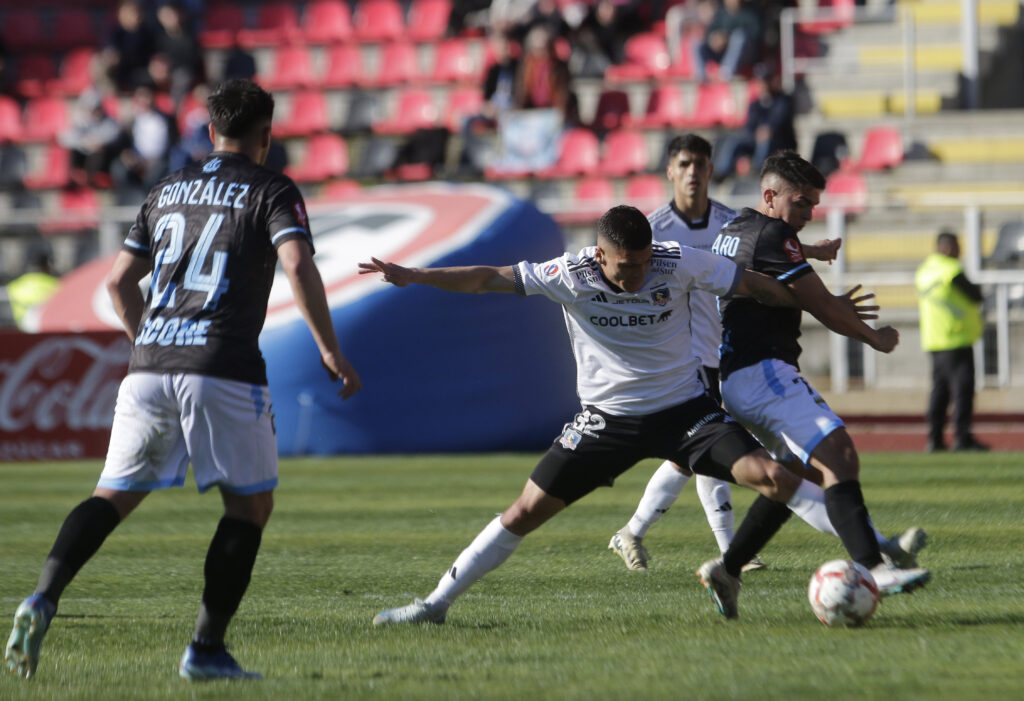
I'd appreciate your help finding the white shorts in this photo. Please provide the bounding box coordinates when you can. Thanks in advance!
[99,373,278,495]
[721,359,844,465]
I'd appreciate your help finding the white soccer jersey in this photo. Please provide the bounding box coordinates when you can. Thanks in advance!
[515,242,742,416]
[648,200,737,367]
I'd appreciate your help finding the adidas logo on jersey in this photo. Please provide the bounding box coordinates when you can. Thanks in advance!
[591,292,609,303]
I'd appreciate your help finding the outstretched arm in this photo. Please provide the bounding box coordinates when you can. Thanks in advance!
[279,239,361,399]
[358,257,518,294]
[790,272,898,352]
[802,238,842,264]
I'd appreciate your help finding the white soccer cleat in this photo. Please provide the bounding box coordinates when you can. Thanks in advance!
[696,558,741,619]
[608,528,649,571]
[880,527,928,569]
[869,563,931,597]
[741,554,767,573]
[372,598,447,626]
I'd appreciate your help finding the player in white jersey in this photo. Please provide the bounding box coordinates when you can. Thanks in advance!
[360,205,890,626]
[608,134,749,571]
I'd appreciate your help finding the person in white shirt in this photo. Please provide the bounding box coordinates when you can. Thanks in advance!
[358,205,878,625]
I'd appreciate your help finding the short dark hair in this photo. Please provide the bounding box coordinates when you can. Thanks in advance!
[207,79,275,139]
[666,134,712,160]
[760,150,826,190]
[936,230,959,249]
[597,205,652,250]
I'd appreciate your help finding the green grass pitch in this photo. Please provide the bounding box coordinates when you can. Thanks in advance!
[2,452,1023,700]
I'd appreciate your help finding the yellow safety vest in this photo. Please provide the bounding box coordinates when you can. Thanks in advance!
[6,272,60,329]
[915,253,982,351]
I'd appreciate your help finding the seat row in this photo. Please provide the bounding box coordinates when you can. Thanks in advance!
[201,0,453,49]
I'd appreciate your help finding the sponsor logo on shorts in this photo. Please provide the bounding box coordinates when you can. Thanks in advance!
[543,263,560,276]
[686,410,725,438]
[783,238,804,263]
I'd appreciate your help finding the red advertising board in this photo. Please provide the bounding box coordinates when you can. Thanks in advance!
[0,331,129,461]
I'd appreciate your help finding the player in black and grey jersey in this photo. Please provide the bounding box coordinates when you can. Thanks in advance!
[359,205,908,626]
[697,151,929,614]
[6,80,361,682]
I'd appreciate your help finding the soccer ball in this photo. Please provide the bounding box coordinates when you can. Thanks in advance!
[807,559,879,627]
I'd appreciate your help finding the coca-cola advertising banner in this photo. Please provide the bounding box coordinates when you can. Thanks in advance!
[0,331,129,461]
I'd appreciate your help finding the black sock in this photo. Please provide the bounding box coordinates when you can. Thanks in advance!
[193,517,262,647]
[37,496,121,605]
[824,481,882,569]
[722,495,792,578]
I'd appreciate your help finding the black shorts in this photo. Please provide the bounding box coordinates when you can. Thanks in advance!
[699,365,722,405]
[529,394,761,505]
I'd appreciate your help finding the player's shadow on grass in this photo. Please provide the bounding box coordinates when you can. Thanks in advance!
[869,612,1024,628]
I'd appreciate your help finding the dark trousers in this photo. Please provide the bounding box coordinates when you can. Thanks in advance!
[928,346,975,445]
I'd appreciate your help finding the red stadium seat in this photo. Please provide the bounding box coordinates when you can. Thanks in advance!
[666,34,696,79]
[444,88,484,131]
[199,5,244,49]
[21,97,68,143]
[406,0,451,42]
[14,55,56,99]
[597,129,649,178]
[1,9,46,52]
[0,96,23,142]
[274,92,330,137]
[628,83,689,129]
[853,126,903,172]
[321,44,364,88]
[687,82,742,128]
[261,45,316,90]
[44,186,100,233]
[605,33,670,82]
[49,49,97,97]
[820,170,868,215]
[52,8,95,50]
[354,0,406,43]
[23,143,71,190]
[302,0,354,44]
[625,174,668,212]
[363,42,421,88]
[372,88,437,135]
[286,133,349,182]
[536,128,600,179]
[559,177,615,225]
[237,2,302,47]
[429,39,476,84]
[590,90,631,133]
[798,0,855,35]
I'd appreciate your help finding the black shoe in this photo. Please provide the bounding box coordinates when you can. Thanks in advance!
[925,441,947,453]
[952,437,990,452]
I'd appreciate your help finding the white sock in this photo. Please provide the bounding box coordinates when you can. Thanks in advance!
[626,461,691,539]
[696,475,734,554]
[786,480,839,537]
[424,516,522,608]
[786,480,890,545]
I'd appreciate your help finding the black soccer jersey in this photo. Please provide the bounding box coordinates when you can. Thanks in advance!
[712,208,813,379]
[123,151,314,385]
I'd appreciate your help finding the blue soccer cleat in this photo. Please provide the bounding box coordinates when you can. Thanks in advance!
[5,593,56,680]
[178,644,262,681]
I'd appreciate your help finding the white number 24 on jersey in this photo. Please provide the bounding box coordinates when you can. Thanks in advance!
[149,212,230,311]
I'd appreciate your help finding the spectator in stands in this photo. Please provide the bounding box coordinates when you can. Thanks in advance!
[102,0,157,92]
[5,244,60,331]
[448,0,492,36]
[0,36,12,96]
[515,25,575,121]
[712,64,796,180]
[571,0,637,77]
[168,84,212,171]
[111,86,174,203]
[694,0,763,82]
[0,140,27,191]
[915,231,989,452]
[513,0,571,44]
[458,31,519,173]
[153,1,204,107]
[221,47,257,83]
[58,90,124,187]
